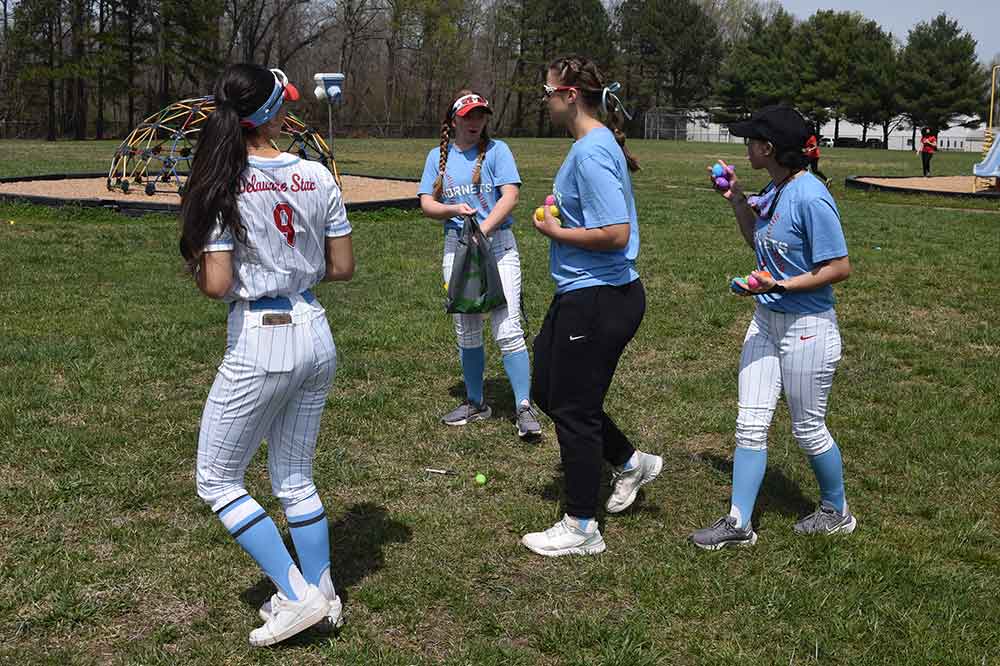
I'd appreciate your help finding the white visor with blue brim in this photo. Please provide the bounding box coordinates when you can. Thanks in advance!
[239,68,300,128]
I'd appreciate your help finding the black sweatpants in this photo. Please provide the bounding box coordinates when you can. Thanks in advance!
[531,279,646,519]
[921,151,933,177]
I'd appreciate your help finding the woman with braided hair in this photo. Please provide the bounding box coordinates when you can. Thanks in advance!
[418,90,542,439]
[521,55,662,557]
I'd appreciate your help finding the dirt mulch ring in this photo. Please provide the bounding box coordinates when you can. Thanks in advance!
[0,174,419,213]
[848,175,1000,198]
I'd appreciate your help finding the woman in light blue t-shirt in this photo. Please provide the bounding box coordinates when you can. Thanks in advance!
[418,90,541,440]
[520,55,663,558]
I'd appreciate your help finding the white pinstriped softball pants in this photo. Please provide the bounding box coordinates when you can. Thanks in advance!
[736,305,842,456]
[442,226,525,353]
[196,295,336,512]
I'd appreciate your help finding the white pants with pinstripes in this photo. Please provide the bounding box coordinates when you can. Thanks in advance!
[196,295,336,512]
[737,305,841,456]
[442,226,526,354]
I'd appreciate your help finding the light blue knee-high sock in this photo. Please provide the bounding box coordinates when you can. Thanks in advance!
[502,350,531,406]
[808,443,847,513]
[460,346,486,406]
[729,448,768,529]
[218,495,307,600]
[285,493,331,587]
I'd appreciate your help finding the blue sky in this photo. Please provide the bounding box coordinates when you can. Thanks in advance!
[779,0,1000,64]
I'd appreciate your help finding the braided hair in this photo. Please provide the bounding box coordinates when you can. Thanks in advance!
[548,55,639,172]
[431,89,491,201]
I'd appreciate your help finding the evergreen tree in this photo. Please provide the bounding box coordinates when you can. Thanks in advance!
[898,13,986,131]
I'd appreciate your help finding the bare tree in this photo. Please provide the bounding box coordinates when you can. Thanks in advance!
[337,0,381,78]
[274,2,335,66]
[70,0,87,139]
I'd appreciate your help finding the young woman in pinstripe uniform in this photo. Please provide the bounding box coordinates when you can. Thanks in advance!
[180,63,354,645]
[691,105,855,550]
[418,90,542,440]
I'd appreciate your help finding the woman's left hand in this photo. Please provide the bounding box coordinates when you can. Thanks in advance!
[532,204,560,238]
[747,269,778,294]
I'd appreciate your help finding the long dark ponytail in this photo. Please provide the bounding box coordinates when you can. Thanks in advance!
[180,64,275,268]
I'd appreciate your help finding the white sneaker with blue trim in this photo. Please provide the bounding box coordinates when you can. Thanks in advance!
[521,515,606,557]
[249,584,328,647]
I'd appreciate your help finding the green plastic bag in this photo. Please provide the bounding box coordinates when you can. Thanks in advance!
[445,215,507,314]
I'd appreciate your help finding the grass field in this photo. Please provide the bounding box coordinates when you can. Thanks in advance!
[1,138,998,665]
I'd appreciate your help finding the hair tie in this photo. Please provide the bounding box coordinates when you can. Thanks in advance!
[601,82,633,121]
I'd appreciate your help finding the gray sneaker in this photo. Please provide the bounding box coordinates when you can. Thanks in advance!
[515,403,542,439]
[441,400,492,426]
[689,515,758,550]
[793,502,857,536]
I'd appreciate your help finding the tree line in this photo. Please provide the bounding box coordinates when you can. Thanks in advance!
[0,0,993,141]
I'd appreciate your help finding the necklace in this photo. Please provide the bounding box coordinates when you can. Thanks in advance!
[760,169,801,220]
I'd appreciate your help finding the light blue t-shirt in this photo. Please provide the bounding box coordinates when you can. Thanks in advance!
[550,126,640,294]
[418,139,521,232]
[751,172,848,314]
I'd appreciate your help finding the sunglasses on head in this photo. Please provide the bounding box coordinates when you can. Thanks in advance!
[542,84,578,98]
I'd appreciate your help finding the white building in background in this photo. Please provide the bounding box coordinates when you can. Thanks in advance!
[812,116,985,152]
[645,109,986,152]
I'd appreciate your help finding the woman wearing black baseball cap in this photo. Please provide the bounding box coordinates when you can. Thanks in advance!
[690,105,856,550]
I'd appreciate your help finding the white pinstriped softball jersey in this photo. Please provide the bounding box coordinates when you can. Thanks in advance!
[197,153,351,511]
[206,154,352,302]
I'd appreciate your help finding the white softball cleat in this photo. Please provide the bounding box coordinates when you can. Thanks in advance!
[248,584,329,647]
[259,592,344,630]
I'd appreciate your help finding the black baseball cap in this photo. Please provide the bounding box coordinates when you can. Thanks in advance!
[728,105,811,149]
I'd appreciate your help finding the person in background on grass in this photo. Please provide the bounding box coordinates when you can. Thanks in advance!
[690,105,855,550]
[179,63,354,646]
[520,54,663,558]
[417,89,542,441]
[920,127,938,177]
[804,132,829,185]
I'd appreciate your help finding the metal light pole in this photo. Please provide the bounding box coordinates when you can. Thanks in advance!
[313,73,345,161]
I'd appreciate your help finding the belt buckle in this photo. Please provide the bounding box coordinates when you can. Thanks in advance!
[262,313,292,326]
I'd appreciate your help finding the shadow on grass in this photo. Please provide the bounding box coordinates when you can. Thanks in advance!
[240,501,413,636]
[330,502,413,592]
[693,452,814,524]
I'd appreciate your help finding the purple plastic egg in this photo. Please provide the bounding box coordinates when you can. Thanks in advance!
[715,176,730,190]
